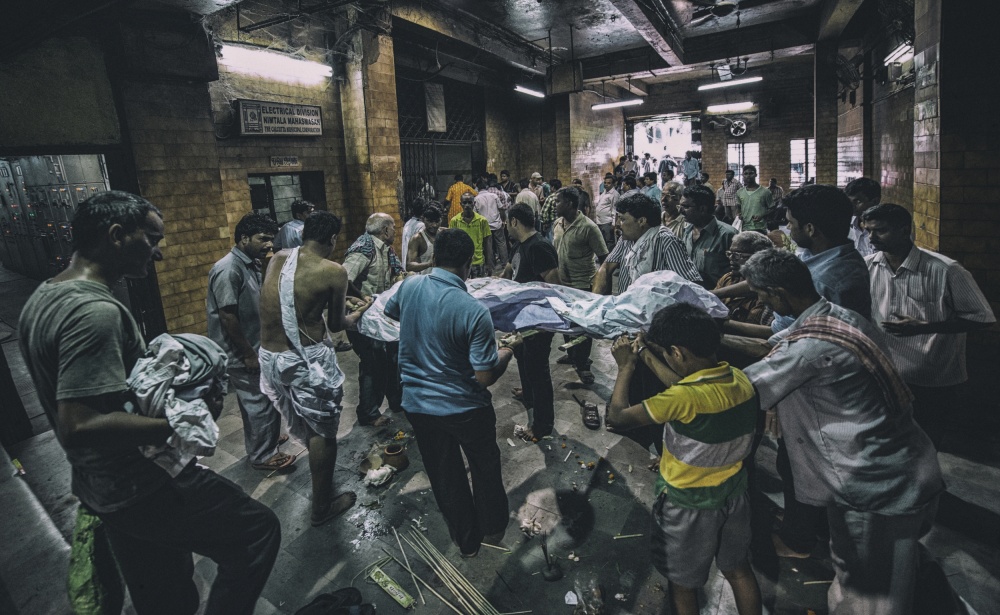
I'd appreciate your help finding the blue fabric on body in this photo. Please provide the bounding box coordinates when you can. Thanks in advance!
[772,243,872,332]
[385,269,499,415]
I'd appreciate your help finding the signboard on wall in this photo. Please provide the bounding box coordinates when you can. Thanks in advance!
[236,100,323,136]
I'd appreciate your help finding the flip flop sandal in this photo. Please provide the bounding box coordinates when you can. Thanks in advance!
[574,395,601,430]
[251,452,296,471]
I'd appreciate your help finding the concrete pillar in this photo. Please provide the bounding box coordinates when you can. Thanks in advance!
[814,41,839,185]
[340,10,404,251]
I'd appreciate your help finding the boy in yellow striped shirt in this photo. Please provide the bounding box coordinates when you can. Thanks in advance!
[607,303,762,615]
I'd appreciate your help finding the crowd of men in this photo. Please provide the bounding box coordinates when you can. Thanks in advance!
[17,152,994,614]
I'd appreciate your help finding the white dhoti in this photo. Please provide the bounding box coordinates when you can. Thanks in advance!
[259,248,346,442]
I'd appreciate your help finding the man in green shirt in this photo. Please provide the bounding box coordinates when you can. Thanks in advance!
[735,165,774,232]
[552,186,608,387]
[450,192,493,277]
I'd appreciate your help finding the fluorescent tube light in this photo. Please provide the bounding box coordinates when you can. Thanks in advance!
[219,44,333,85]
[884,43,913,66]
[592,99,644,111]
[698,76,763,91]
[514,84,545,98]
[706,102,754,113]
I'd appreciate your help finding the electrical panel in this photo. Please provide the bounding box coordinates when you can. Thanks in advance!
[0,155,109,280]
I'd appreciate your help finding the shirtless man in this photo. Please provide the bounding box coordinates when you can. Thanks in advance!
[406,204,442,274]
[258,211,372,526]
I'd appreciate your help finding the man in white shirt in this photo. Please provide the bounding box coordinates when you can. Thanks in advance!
[593,173,620,251]
[273,199,315,251]
[862,203,995,447]
[475,179,508,268]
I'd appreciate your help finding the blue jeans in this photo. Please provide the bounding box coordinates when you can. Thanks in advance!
[346,331,402,424]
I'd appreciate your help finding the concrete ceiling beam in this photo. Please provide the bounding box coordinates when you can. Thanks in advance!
[607,0,685,66]
[391,0,548,76]
[817,0,865,41]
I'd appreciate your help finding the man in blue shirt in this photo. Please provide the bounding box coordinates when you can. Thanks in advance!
[385,229,521,557]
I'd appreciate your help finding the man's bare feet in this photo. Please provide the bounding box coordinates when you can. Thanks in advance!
[311,492,358,527]
[771,532,811,559]
[361,415,391,428]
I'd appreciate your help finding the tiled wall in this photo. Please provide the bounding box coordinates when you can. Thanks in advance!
[872,87,914,208]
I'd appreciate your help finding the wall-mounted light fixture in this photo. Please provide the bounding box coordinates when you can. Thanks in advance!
[218,44,332,85]
[698,76,763,91]
[514,84,545,98]
[707,102,754,113]
[884,43,913,66]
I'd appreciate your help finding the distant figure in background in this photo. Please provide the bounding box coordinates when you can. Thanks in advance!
[445,174,477,222]
[641,172,662,204]
[594,173,620,251]
[529,171,545,203]
[498,170,519,201]
[273,199,315,251]
[475,179,509,268]
[450,192,494,278]
[400,198,426,272]
[717,169,744,224]
[538,178,563,239]
[515,177,541,224]
[570,178,592,220]
[844,177,881,257]
[735,165,773,232]
[767,178,785,208]
[406,204,443,275]
[660,182,687,237]
[417,175,436,202]
[699,172,715,196]
[681,152,700,185]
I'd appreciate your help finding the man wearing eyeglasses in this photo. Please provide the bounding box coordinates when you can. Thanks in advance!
[678,185,737,289]
[715,232,777,325]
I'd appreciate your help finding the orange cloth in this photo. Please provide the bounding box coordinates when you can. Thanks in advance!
[445,182,478,222]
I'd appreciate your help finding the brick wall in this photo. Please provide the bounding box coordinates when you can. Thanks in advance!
[120,80,228,333]
[871,86,914,208]
[208,70,349,258]
[485,90,521,178]
[341,25,404,251]
[568,91,624,200]
[640,57,813,193]
[837,103,863,187]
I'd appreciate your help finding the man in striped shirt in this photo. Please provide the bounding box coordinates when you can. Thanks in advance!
[607,304,761,615]
[716,169,743,224]
[592,192,701,296]
[593,192,701,447]
[862,204,995,447]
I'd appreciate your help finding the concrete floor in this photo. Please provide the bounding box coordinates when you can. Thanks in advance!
[2,263,999,615]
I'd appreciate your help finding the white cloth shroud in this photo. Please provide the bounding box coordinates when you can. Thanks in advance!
[358,270,730,342]
[125,333,226,476]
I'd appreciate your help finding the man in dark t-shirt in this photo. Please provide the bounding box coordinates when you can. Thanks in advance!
[19,192,280,615]
[502,202,561,439]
